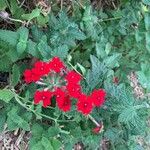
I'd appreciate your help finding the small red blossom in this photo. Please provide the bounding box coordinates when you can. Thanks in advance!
[34,61,50,76]
[113,77,119,84]
[23,68,40,83]
[54,88,66,100]
[57,95,71,112]
[92,124,103,134]
[34,90,53,107]
[66,84,81,98]
[49,57,65,73]
[76,94,93,115]
[65,71,82,84]
[91,89,106,107]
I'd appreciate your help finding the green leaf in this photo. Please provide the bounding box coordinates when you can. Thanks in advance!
[0,30,18,46]
[41,137,53,150]
[0,0,7,10]
[31,123,44,139]
[22,8,41,21]
[11,64,20,86]
[0,112,6,132]
[17,27,29,54]
[51,45,69,59]
[0,89,14,103]
[37,35,51,59]
[31,141,44,150]
[96,42,106,59]
[145,31,150,53]
[7,106,30,131]
[51,139,62,150]
[27,40,40,57]
[103,53,122,68]
[48,126,60,137]
[86,55,107,92]
[143,0,150,5]
[144,13,150,30]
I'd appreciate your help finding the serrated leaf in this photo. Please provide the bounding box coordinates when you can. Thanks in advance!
[41,137,53,150]
[86,55,107,92]
[48,126,60,137]
[51,45,69,59]
[96,42,106,59]
[7,107,30,131]
[27,40,40,57]
[0,89,14,103]
[31,123,44,139]
[11,64,20,86]
[103,53,122,68]
[37,35,51,59]
[51,139,62,150]
[17,27,29,54]
[0,30,18,46]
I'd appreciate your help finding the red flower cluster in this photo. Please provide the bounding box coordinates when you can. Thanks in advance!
[23,57,106,115]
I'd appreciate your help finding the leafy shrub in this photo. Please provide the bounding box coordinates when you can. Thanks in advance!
[0,0,150,149]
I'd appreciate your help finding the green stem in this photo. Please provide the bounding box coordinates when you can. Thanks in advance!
[101,16,122,22]
[12,91,75,123]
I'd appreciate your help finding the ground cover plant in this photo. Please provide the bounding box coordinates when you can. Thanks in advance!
[0,0,150,149]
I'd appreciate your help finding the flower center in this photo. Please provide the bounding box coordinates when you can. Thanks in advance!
[41,67,44,71]
[84,103,87,107]
[42,96,46,100]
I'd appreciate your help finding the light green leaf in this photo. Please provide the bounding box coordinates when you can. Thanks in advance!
[145,31,150,53]
[37,35,51,59]
[17,27,29,54]
[86,55,107,91]
[51,139,62,150]
[48,127,60,137]
[22,8,41,21]
[0,0,7,10]
[95,42,106,59]
[51,45,69,59]
[143,0,150,5]
[105,42,112,55]
[0,89,14,103]
[103,53,122,68]
[41,137,53,150]
[144,13,150,30]
[11,64,20,86]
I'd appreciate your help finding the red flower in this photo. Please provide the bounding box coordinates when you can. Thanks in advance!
[23,69,40,83]
[56,95,71,112]
[66,84,81,98]
[76,94,93,115]
[49,57,65,73]
[34,90,53,107]
[65,71,82,84]
[54,88,66,100]
[91,89,106,107]
[34,61,50,76]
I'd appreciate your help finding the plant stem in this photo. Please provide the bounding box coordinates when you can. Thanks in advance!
[12,90,75,123]
[88,115,100,126]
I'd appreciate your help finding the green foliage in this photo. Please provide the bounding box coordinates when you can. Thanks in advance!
[0,89,14,103]
[11,64,20,86]
[0,0,150,149]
